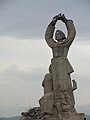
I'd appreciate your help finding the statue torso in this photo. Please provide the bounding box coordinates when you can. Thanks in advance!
[52,45,69,58]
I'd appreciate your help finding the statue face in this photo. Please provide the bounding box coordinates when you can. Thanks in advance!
[55,30,66,42]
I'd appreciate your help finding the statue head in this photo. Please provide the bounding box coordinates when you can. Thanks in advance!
[55,30,66,42]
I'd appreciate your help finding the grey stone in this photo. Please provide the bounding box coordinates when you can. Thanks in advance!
[51,57,76,112]
[45,113,85,120]
[39,92,55,116]
[20,107,42,120]
[42,72,53,94]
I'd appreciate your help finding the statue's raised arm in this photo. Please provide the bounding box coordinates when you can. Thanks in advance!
[45,15,59,48]
[60,14,76,47]
[45,13,76,48]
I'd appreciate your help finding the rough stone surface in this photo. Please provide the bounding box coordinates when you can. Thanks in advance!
[20,107,42,120]
[45,113,85,120]
[20,112,85,120]
[51,57,76,112]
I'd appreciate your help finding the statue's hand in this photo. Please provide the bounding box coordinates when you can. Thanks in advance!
[53,13,67,22]
[60,14,67,23]
[51,13,67,26]
[51,15,59,26]
[53,13,62,21]
[53,15,59,21]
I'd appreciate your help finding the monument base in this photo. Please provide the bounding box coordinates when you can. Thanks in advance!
[43,113,85,120]
[20,111,85,120]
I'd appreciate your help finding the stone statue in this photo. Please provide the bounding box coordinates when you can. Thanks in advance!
[20,13,85,120]
[39,13,78,118]
[45,13,77,113]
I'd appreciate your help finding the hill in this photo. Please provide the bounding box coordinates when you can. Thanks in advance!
[0,115,90,120]
[86,115,90,120]
[0,116,20,120]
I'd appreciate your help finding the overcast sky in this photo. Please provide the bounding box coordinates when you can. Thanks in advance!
[0,0,90,117]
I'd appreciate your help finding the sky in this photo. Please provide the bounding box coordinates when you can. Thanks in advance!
[0,0,90,117]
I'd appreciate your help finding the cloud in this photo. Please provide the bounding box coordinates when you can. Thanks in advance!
[0,0,90,39]
[0,64,46,83]
[0,37,51,72]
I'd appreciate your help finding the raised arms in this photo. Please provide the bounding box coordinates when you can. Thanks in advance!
[60,14,76,46]
[45,16,58,48]
[45,13,76,48]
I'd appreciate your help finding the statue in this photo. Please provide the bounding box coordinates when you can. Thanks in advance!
[20,13,85,120]
[45,13,77,111]
[40,13,78,118]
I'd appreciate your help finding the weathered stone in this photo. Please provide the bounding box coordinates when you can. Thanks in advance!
[42,73,53,94]
[45,113,85,120]
[39,92,55,116]
[51,57,76,112]
[20,107,42,120]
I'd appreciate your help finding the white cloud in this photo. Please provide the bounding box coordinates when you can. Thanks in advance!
[0,37,51,71]
[0,0,90,39]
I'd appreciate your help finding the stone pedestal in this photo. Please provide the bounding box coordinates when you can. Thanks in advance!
[45,113,85,120]
[61,112,85,120]
[20,112,85,120]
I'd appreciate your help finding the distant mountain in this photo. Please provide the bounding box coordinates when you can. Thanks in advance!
[0,116,20,120]
[86,115,90,120]
[0,115,90,120]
